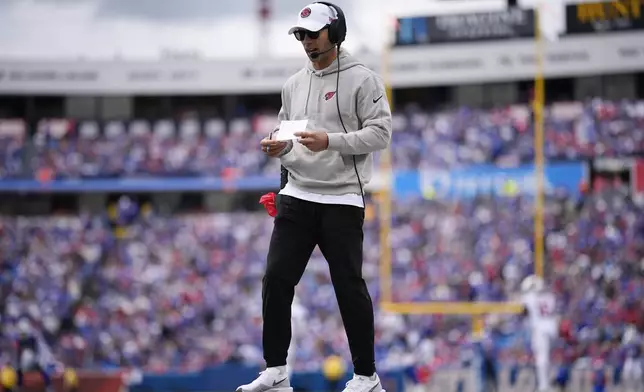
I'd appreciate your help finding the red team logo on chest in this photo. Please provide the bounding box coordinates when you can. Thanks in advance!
[324,91,336,101]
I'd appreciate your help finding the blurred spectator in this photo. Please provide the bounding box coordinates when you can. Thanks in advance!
[0,99,640,179]
[0,179,642,372]
[0,119,26,180]
[1,99,643,374]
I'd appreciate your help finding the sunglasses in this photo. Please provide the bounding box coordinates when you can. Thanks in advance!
[294,28,325,41]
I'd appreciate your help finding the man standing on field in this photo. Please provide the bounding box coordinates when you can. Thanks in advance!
[237,2,392,392]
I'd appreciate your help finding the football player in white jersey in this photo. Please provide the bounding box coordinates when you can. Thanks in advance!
[520,275,559,392]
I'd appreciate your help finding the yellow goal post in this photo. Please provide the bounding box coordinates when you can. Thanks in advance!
[376,6,547,333]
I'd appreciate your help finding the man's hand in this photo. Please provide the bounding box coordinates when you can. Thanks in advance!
[260,137,288,157]
[295,131,328,152]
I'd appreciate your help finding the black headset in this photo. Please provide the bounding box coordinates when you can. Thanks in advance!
[313,1,346,47]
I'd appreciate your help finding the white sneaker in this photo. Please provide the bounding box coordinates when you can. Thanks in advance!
[236,366,292,392]
[342,373,385,392]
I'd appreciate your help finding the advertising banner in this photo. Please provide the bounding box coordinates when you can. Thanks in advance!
[2,370,124,392]
[0,33,642,93]
[0,163,587,197]
[395,162,587,199]
[565,0,644,34]
[129,365,406,392]
[0,176,281,193]
[396,8,535,46]
[0,174,383,193]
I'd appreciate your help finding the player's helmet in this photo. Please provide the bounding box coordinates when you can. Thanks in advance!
[520,275,534,292]
[533,276,545,291]
[521,275,544,292]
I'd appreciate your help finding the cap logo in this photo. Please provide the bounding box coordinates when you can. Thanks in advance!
[300,7,311,18]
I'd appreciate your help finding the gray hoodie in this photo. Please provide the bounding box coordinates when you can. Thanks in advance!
[276,49,392,196]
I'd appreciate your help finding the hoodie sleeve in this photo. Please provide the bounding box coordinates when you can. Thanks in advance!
[326,74,392,155]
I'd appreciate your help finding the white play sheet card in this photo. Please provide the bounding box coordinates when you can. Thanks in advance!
[274,120,308,141]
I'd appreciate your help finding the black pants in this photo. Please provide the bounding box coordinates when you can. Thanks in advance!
[262,195,376,376]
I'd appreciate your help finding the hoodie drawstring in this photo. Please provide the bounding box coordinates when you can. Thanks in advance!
[304,72,313,116]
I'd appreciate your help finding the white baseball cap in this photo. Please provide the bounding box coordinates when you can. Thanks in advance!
[288,3,338,35]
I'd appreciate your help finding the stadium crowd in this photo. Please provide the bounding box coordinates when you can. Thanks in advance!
[1,181,643,373]
[0,98,643,180]
[0,98,643,376]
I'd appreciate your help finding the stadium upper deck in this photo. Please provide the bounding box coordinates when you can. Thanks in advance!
[0,2,643,117]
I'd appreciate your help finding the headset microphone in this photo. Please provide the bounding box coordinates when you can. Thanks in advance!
[308,44,336,60]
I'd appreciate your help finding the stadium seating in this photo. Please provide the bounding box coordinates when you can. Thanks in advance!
[1,180,643,372]
[0,98,643,377]
[0,99,642,179]
[0,120,25,180]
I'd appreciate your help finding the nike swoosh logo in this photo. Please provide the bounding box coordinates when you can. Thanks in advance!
[373,95,383,103]
[273,377,287,386]
[368,384,380,392]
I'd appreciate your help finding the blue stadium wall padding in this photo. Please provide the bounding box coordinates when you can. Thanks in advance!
[128,364,406,392]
